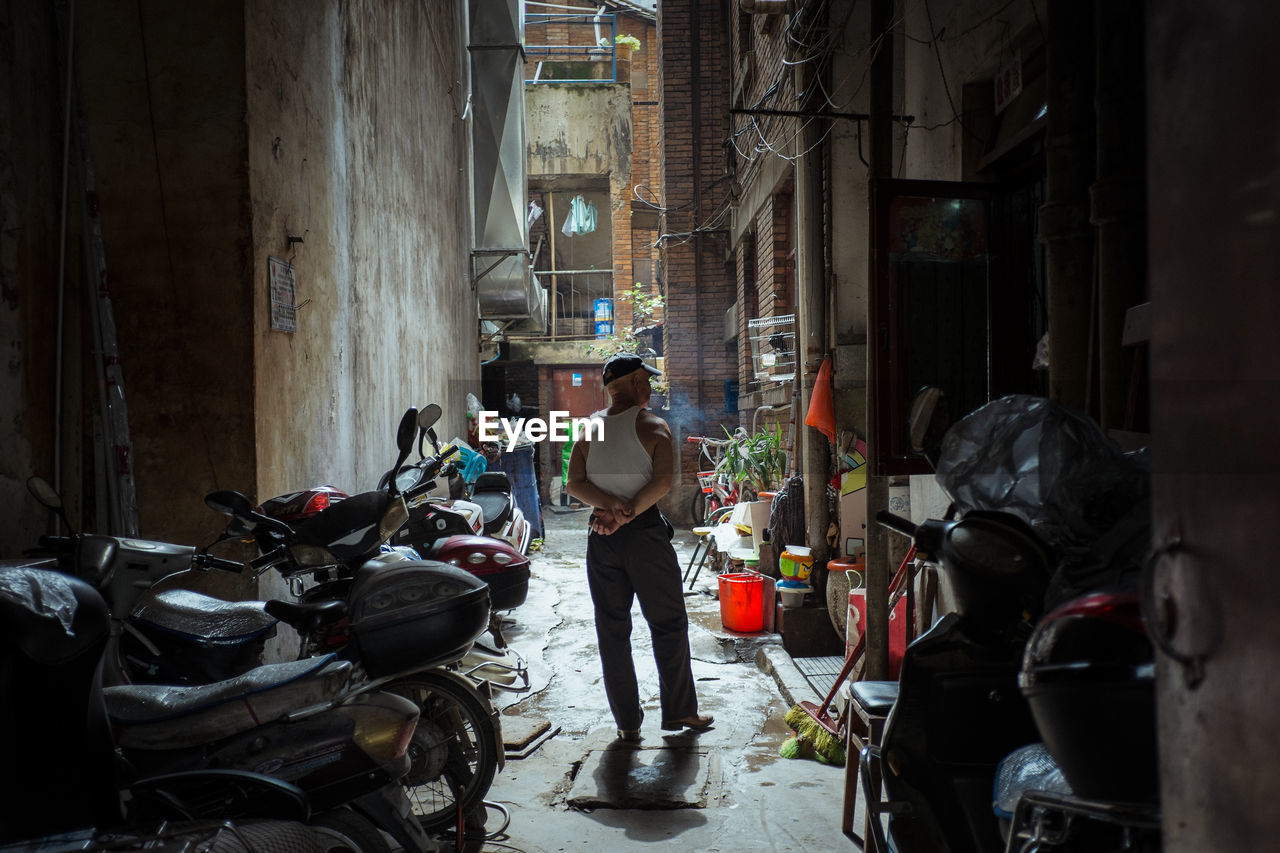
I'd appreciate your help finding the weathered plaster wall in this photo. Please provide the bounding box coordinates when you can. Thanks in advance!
[526,84,632,181]
[75,0,255,544]
[245,0,477,500]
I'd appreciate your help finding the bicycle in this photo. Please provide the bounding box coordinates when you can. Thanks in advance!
[686,432,754,524]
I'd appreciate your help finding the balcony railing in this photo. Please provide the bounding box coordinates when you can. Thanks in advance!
[524,12,621,83]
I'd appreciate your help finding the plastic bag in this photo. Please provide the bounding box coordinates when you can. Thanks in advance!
[935,395,1150,602]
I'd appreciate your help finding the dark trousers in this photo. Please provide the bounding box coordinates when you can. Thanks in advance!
[585,509,698,729]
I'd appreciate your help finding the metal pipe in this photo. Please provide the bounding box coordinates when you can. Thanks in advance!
[548,192,558,339]
[864,0,895,682]
[796,0,831,596]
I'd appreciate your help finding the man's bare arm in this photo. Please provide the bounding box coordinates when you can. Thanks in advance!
[625,414,674,516]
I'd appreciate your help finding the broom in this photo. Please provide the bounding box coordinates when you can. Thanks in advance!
[783,545,917,762]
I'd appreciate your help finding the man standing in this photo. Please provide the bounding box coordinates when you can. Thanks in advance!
[565,353,713,741]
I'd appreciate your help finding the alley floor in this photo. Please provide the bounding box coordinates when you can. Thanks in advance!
[477,506,853,853]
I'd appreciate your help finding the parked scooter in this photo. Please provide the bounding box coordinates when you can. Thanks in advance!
[25,470,492,851]
[0,564,326,851]
[200,408,504,837]
[381,405,532,612]
[0,560,410,853]
[262,404,532,686]
[997,590,1159,852]
[857,390,1157,853]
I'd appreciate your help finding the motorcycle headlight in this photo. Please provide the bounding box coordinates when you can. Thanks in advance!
[492,551,514,566]
[466,552,488,565]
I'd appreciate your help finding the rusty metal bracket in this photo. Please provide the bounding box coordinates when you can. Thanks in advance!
[1140,533,1222,689]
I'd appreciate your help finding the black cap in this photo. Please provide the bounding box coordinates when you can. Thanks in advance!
[602,353,662,385]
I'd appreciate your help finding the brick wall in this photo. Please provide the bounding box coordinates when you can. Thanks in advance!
[730,5,795,197]
[624,18,663,336]
[658,0,737,521]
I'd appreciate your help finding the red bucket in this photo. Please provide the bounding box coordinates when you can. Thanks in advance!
[718,572,764,633]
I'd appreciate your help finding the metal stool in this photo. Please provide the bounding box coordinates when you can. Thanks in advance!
[842,680,898,849]
[683,505,733,590]
[683,525,714,589]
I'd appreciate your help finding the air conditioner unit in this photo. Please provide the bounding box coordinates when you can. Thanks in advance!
[724,302,741,342]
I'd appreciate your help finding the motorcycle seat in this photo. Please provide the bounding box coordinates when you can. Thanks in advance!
[851,680,899,717]
[132,589,278,646]
[105,655,352,749]
[472,471,512,493]
[472,491,512,529]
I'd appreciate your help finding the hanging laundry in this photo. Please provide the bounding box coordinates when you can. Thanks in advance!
[561,194,598,236]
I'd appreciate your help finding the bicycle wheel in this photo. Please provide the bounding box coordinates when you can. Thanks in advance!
[690,489,707,525]
[386,672,499,836]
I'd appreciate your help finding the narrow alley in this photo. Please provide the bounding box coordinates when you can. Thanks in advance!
[481,508,846,852]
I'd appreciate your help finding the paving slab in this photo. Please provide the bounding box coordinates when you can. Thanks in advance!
[567,744,712,810]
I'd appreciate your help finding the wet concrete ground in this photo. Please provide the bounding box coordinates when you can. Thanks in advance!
[479,507,853,853]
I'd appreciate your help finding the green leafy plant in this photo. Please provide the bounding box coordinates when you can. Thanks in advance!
[588,283,666,392]
[603,34,642,52]
[719,424,786,493]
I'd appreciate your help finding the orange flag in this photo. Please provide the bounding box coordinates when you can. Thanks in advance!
[804,357,836,443]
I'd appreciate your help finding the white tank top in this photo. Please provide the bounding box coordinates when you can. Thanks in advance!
[584,406,653,500]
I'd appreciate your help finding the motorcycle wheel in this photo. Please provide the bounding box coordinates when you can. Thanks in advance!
[309,808,392,853]
[386,674,499,835]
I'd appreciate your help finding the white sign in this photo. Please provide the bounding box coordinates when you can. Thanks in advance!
[994,50,1022,114]
[269,257,297,333]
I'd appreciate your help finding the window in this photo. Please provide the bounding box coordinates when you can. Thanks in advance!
[869,178,1040,475]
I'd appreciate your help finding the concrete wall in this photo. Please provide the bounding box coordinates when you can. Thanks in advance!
[245,0,477,501]
[1,1,71,549]
[74,0,255,545]
[2,1,478,557]
[526,84,632,182]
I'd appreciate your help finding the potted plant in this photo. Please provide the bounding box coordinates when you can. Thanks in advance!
[603,33,641,82]
[587,283,668,401]
[720,424,787,496]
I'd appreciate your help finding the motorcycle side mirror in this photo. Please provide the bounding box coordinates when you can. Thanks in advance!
[27,476,63,511]
[389,408,419,497]
[416,403,441,458]
[27,476,74,531]
[908,386,950,467]
[205,490,256,519]
[417,404,442,432]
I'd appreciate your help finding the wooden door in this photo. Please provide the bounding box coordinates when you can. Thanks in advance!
[550,367,607,418]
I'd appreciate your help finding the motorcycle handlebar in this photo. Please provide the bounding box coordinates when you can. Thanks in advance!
[194,553,245,573]
[875,510,919,539]
[37,535,76,552]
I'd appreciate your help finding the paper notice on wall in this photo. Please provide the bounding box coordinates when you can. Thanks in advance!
[269,256,297,333]
[994,49,1023,114]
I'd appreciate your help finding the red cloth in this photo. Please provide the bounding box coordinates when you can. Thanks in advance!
[804,357,837,443]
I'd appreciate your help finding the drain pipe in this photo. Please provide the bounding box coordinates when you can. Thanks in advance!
[794,1,831,584]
